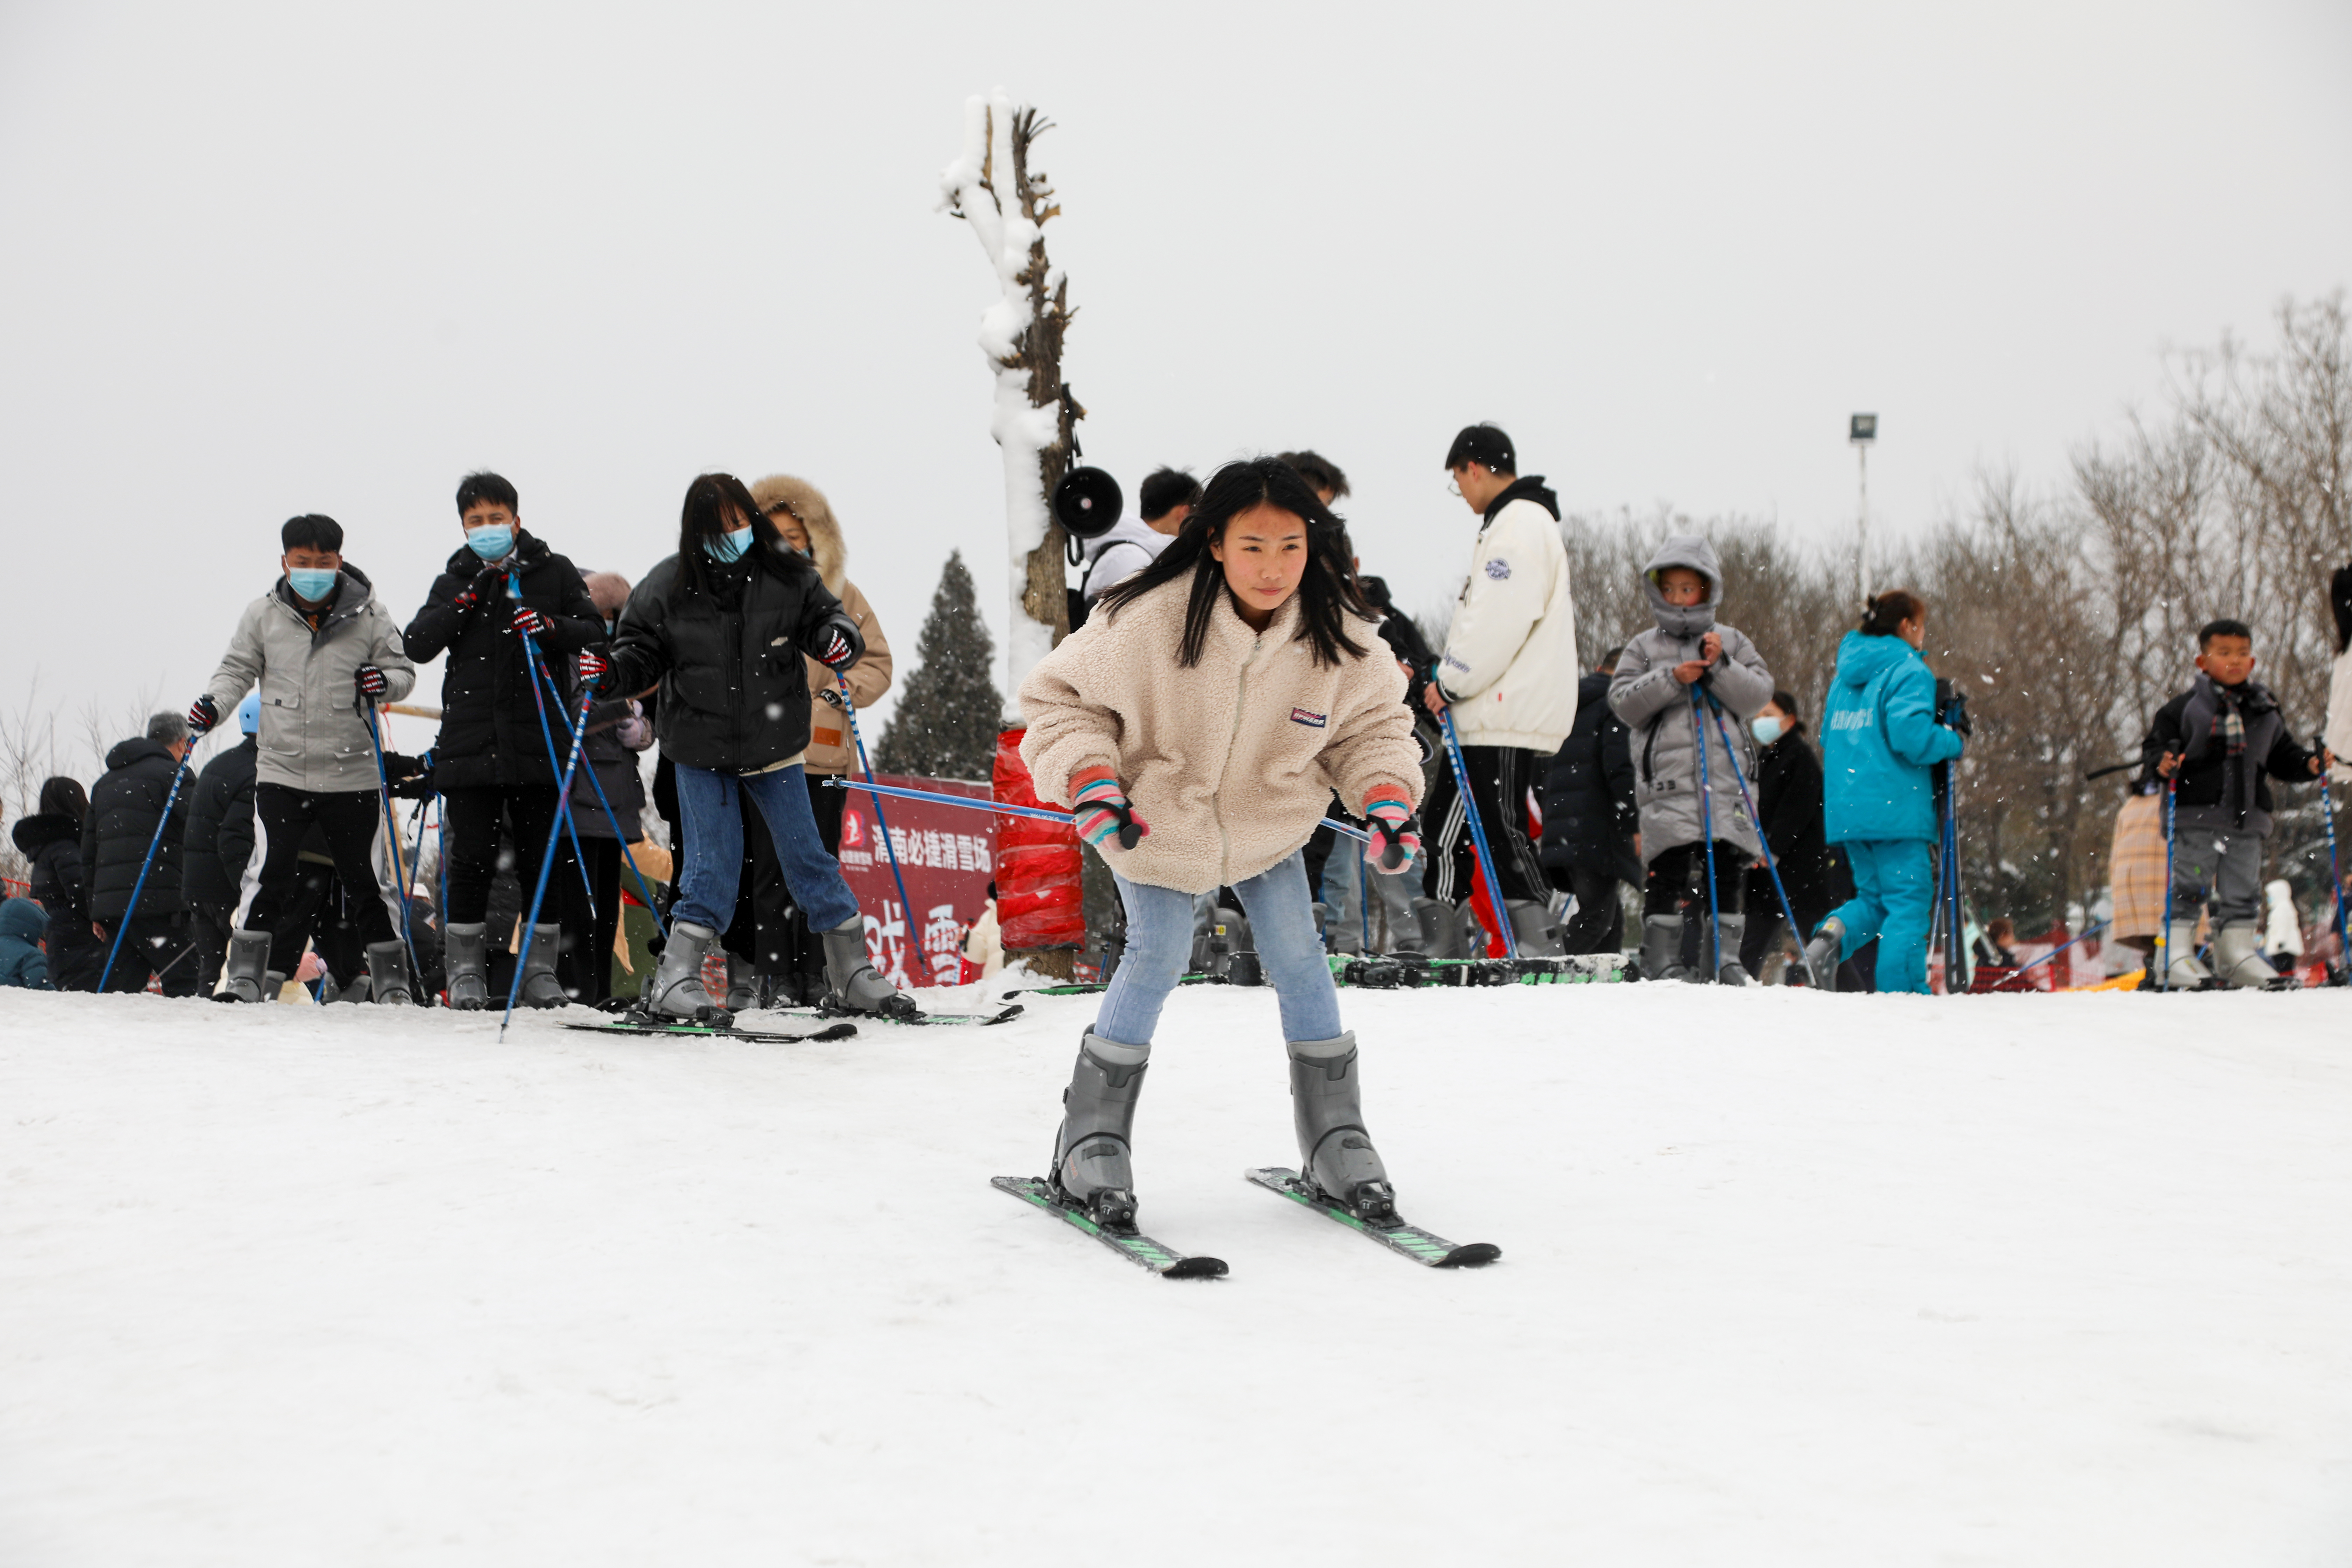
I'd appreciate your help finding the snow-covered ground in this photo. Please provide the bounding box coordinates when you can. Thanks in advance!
[4,979,2348,1566]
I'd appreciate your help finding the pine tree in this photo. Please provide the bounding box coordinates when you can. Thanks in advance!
[874,550,1004,781]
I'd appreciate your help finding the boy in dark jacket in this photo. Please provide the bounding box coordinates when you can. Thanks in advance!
[402,472,605,1009]
[1541,649,1639,954]
[9,776,100,991]
[1738,691,1848,979]
[84,714,198,995]
[2142,619,2328,988]
[182,693,261,995]
[0,897,50,988]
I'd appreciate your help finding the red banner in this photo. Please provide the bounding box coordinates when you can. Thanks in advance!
[835,772,996,988]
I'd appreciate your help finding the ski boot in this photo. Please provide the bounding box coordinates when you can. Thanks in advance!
[1051,1030,1149,1228]
[1640,914,1688,981]
[443,923,490,1010]
[643,919,722,1021]
[1506,898,1566,959]
[515,923,566,1009]
[2207,921,2276,989]
[2158,919,2212,989]
[1412,896,1466,960]
[1794,916,1843,990]
[724,956,761,1014]
[820,915,917,1018]
[1289,1031,1395,1222]
[1713,913,1751,985]
[365,939,416,1006]
[216,929,275,1004]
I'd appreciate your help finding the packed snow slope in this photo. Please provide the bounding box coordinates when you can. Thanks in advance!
[4,980,2349,1567]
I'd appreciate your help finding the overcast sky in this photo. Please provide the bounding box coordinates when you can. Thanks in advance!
[2,0,2347,765]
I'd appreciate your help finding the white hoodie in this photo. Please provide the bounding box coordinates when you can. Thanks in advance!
[1436,481,1578,751]
[1079,517,1172,603]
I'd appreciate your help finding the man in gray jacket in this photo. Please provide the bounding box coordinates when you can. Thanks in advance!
[187,514,419,1003]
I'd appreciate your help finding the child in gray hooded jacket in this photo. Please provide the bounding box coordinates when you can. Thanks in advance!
[1607,535,1776,982]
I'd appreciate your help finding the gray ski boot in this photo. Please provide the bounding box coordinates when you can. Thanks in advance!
[217,929,274,1004]
[1640,914,1688,981]
[2209,921,2277,988]
[1713,913,1751,985]
[1795,915,1843,989]
[1412,896,1465,960]
[2160,919,2211,988]
[1289,1032,1395,1221]
[1506,897,1565,958]
[1051,1031,1149,1227]
[724,956,761,1014]
[443,923,490,1010]
[643,919,721,1021]
[365,939,415,1005]
[516,923,566,1009]
[821,915,917,1018]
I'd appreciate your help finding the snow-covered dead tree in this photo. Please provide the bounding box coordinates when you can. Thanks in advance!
[939,92,1085,702]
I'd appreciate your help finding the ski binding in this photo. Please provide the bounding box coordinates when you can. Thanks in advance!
[1244,1166,1500,1268]
[992,1176,1228,1278]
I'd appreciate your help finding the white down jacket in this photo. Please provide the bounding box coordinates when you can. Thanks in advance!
[1435,477,1578,751]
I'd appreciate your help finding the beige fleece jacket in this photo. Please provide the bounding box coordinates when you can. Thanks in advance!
[747,473,894,775]
[1019,578,1422,895]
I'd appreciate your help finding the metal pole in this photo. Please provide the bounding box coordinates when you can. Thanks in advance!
[500,677,600,1039]
[96,755,192,994]
[836,676,940,983]
[360,702,425,987]
[1689,686,1723,980]
[816,776,1374,845]
[1436,707,1511,956]
[1704,694,1819,987]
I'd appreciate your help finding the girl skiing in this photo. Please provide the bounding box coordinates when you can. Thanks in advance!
[597,472,912,1021]
[1807,590,1966,994]
[1018,457,1423,1227]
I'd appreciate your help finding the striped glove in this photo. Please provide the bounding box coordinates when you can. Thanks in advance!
[1071,766,1146,851]
[1362,783,1420,873]
[510,605,554,637]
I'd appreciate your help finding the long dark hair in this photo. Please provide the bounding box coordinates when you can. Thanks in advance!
[1860,589,1926,637]
[37,775,86,826]
[1094,457,1372,668]
[669,472,818,605]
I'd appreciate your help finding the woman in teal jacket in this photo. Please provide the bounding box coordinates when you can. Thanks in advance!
[1807,591,1965,993]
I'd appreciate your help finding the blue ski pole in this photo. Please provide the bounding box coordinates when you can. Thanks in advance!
[501,675,600,1039]
[837,676,942,982]
[1436,706,1511,957]
[1704,694,1819,987]
[1689,685,1724,981]
[2324,768,2350,986]
[517,628,599,917]
[96,752,193,994]
[2158,772,2178,992]
[531,656,669,940]
[360,702,425,988]
[814,776,1375,846]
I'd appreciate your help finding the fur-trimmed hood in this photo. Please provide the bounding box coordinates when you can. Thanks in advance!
[749,474,849,595]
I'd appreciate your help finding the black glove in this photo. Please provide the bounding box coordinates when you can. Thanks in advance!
[510,605,553,638]
[355,665,390,699]
[451,568,506,615]
[188,694,220,735]
[1943,690,1972,737]
[811,613,864,673]
[386,751,437,800]
[577,649,611,686]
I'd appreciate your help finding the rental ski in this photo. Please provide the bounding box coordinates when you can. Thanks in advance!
[1244,1166,1499,1268]
[992,1176,1228,1278]
[565,1018,859,1044]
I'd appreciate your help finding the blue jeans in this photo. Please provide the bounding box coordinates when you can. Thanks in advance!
[673,763,859,936]
[1826,838,1934,995]
[1097,852,1344,1046]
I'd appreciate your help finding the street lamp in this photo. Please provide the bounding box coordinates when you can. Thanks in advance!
[1850,413,1877,606]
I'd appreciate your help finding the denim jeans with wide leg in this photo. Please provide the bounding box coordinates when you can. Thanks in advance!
[1096,851,1344,1046]
[1824,838,1934,995]
[672,763,860,937]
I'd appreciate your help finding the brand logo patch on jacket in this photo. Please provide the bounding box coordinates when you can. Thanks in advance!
[1484,558,1513,580]
[1290,707,1328,728]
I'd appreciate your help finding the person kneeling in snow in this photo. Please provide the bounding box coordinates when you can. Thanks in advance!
[1018,457,1424,1229]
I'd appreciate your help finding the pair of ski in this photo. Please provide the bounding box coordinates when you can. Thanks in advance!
[567,1000,1023,1044]
[993,1169,1500,1279]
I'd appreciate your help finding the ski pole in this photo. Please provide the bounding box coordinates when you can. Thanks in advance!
[2324,768,2350,986]
[500,675,600,1040]
[531,656,669,940]
[360,701,425,988]
[1689,686,1724,981]
[1436,705,1511,957]
[2158,772,2178,993]
[814,776,1375,846]
[517,628,599,917]
[835,675,942,983]
[1704,695,1819,987]
[97,753,193,994]
[1981,919,2110,990]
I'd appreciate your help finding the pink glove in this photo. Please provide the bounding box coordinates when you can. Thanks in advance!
[1361,783,1421,873]
[1071,766,1146,851]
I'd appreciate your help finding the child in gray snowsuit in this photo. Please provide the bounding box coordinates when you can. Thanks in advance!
[1607,535,1776,982]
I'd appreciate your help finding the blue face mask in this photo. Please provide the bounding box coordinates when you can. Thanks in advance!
[465,524,514,560]
[1751,716,1785,746]
[705,525,754,562]
[287,567,338,602]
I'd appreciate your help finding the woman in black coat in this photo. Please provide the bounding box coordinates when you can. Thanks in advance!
[9,776,102,991]
[600,472,908,1022]
[1739,690,1850,979]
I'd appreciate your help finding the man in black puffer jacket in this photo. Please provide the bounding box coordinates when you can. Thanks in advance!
[10,776,102,991]
[84,714,199,994]
[1540,650,1640,954]
[403,471,605,1009]
[181,694,262,995]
